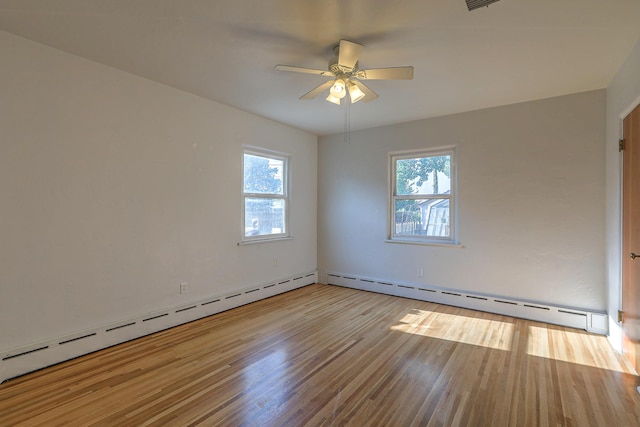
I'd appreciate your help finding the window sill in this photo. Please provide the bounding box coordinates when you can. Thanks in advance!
[384,239,464,248]
[238,236,294,246]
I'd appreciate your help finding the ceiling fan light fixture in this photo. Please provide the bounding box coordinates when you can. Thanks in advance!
[348,82,365,103]
[329,79,347,99]
[326,94,341,105]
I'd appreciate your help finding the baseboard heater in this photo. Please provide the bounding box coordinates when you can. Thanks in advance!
[0,271,318,384]
[325,272,608,335]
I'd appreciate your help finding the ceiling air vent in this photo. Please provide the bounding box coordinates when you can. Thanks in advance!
[465,0,501,11]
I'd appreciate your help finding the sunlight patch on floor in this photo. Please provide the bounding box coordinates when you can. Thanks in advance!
[526,325,631,373]
[391,309,514,351]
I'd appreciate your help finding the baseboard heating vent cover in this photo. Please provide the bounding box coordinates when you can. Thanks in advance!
[175,305,197,313]
[2,346,49,361]
[59,333,96,346]
[143,313,169,322]
[325,272,606,335]
[105,322,136,332]
[495,299,518,305]
[0,270,318,383]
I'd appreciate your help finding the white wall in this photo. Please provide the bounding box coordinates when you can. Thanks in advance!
[0,30,317,351]
[319,90,606,312]
[605,38,640,351]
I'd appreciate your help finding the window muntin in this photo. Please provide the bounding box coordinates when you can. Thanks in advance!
[242,149,288,241]
[391,149,455,243]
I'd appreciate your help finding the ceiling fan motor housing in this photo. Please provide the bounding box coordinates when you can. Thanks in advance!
[329,56,357,76]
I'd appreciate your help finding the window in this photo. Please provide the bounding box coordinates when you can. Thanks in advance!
[390,148,456,244]
[242,148,289,242]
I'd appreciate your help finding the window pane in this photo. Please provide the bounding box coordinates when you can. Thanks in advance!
[244,154,284,195]
[396,155,451,195]
[393,198,450,237]
[244,198,285,236]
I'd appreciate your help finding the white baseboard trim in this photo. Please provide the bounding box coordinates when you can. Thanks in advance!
[0,271,318,384]
[324,271,608,335]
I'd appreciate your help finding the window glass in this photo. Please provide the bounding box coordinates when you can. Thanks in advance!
[244,198,285,237]
[396,155,451,195]
[244,154,284,195]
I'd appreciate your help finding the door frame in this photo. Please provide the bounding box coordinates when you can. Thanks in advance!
[618,95,640,353]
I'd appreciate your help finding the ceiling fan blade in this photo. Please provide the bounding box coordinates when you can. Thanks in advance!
[300,80,335,100]
[357,66,414,80]
[338,40,364,70]
[275,65,334,76]
[355,81,379,103]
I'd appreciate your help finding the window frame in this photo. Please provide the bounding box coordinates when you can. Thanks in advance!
[389,147,457,245]
[241,147,290,244]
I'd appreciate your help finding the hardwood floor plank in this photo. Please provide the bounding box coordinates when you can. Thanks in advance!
[1,284,639,426]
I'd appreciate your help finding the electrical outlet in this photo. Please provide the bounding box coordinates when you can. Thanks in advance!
[180,282,188,294]
[273,258,278,267]
[417,268,424,278]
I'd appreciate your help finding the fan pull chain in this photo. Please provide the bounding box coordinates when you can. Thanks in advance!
[344,98,351,144]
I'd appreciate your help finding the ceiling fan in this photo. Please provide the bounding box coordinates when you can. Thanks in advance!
[275,40,414,105]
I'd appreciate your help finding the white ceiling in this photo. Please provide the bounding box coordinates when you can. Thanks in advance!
[1,0,639,135]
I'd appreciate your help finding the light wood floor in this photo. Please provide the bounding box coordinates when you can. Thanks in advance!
[1,284,639,426]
